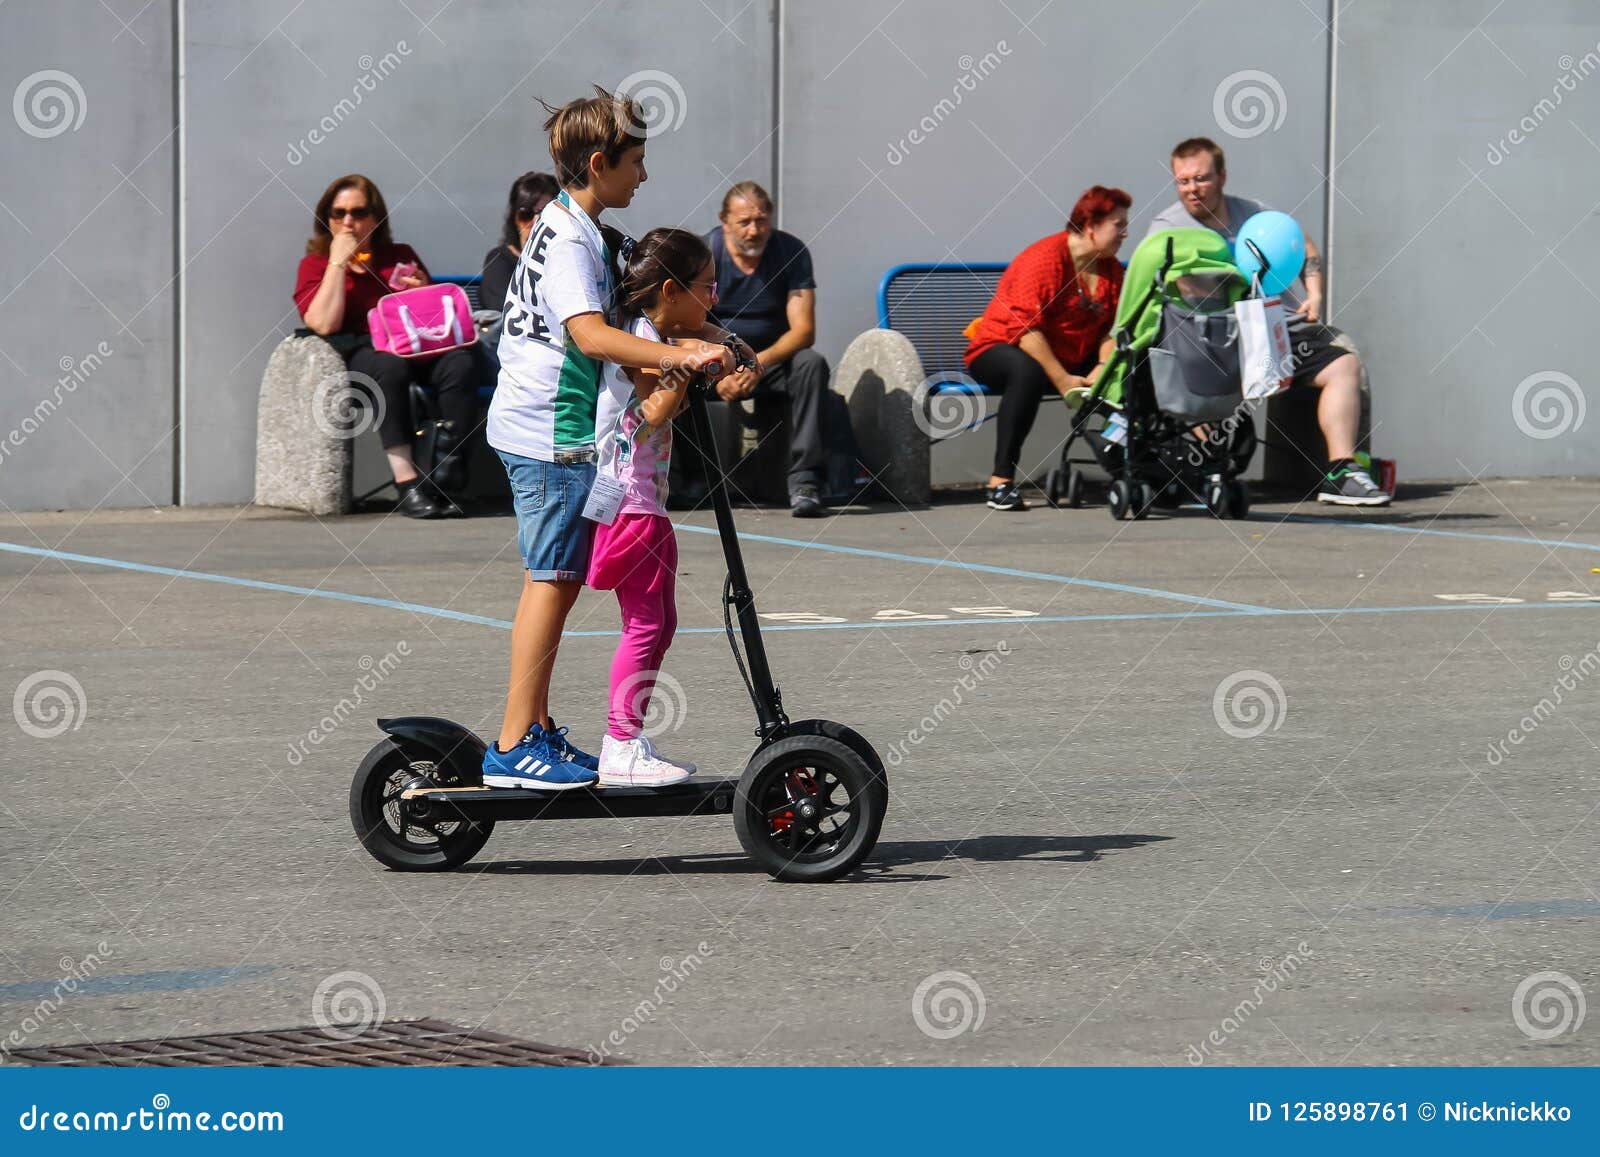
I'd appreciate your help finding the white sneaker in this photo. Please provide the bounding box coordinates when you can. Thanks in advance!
[639,735,696,775]
[598,734,693,787]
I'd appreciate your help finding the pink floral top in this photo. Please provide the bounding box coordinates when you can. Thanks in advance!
[596,315,673,517]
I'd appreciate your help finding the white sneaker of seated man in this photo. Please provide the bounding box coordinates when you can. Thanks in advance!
[598,734,696,787]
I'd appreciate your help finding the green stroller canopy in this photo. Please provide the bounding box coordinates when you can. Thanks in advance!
[1096,227,1247,407]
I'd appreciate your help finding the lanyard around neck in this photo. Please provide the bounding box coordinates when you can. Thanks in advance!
[553,190,607,261]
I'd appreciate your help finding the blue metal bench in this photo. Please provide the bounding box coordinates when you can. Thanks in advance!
[436,275,494,402]
[876,263,1006,397]
[436,273,484,312]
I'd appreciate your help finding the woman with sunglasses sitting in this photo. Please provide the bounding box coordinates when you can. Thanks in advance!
[293,173,478,518]
[475,171,558,373]
[479,171,559,318]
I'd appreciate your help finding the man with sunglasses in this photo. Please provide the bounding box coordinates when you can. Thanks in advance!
[699,180,831,518]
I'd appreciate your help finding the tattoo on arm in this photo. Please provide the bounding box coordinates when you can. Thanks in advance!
[1304,253,1323,276]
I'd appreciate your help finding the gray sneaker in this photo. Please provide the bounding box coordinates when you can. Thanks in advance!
[1317,463,1390,506]
[790,486,826,518]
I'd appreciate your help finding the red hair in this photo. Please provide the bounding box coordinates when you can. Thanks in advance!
[1067,185,1132,234]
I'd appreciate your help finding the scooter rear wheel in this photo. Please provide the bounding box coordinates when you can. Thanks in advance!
[349,738,494,871]
[734,735,885,883]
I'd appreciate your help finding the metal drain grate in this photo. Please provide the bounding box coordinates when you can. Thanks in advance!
[7,1018,618,1067]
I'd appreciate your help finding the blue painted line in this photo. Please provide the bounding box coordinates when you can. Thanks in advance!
[1278,514,1600,556]
[1388,900,1600,920]
[0,541,514,628]
[671,522,1274,613]
[6,539,1599,639]
[0,964,276,1003]
[594,609,1247,636]
[1388,902,1600,921]
[732,598,1600,632]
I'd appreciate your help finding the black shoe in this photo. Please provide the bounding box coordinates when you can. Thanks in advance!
[789,486,826,518]
[426,479,465,518]
[396,481,444,519]
[985,482,1028,511]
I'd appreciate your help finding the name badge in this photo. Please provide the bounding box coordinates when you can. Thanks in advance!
[582,473,626,525]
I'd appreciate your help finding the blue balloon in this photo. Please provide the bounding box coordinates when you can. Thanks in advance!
[1233,211,1305,296]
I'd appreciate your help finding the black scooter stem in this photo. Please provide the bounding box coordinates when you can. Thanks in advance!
[684,381,784,734]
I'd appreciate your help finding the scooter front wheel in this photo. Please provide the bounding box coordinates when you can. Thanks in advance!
[734,735,885,883]
[781,719,889,813]
[349,738,494,871]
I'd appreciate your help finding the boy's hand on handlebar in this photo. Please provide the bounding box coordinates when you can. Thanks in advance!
[674,340,736,379]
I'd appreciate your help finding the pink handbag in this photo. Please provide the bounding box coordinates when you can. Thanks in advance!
[367,282,477,358]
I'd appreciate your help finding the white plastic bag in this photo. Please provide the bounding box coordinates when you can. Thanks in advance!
[1235,296,1293,400]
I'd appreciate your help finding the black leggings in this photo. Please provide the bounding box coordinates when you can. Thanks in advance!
[969,344,1092,479]
[344,342,480,452]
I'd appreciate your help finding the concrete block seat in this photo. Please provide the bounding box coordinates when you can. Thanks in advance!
[254,332,357,516]
[254,275,494,516]
[834,263,1005,504]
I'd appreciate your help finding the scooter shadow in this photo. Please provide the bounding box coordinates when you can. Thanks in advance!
[470,833,1169,883]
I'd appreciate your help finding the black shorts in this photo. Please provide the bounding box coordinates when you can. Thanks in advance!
[1286,319,1354,388]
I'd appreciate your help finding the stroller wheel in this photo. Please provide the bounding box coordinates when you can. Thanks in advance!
[1108,478,1132,520]
[1045,467,1064,506]
[1132,481,1156,520]
[1066,469,1085,509]
[1203,477,1233,519]
[1226,478,1251,519]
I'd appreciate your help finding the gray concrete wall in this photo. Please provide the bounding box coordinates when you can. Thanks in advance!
[6,1,1599,509]
[181,0,775,504]
[779,0,1331,370]
[775,0,1328,489]
[1331,0,1600,478]
[0,0,176,510]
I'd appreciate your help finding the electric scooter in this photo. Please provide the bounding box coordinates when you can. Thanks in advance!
[348,342,888,883]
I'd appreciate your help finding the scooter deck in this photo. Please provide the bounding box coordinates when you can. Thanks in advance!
[401,779,736,822]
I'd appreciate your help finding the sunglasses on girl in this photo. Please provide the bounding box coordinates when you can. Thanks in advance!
[328,206,372,221]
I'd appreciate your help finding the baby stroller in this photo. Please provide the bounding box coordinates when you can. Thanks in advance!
[1045,228,1256,520]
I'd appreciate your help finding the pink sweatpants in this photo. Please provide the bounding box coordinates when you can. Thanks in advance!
[587,513,678,740]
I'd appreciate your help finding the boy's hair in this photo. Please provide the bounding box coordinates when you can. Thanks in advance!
[620,227,713,315]
[541,87,648,189]
[1171,136,1226,174]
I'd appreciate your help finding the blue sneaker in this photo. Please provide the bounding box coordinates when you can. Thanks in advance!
[544,718,600,772]
[481,724,598,791]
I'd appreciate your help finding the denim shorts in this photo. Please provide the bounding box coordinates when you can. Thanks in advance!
[496,448,596,582]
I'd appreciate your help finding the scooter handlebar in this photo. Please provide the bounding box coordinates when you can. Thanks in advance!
[687,337,761,393]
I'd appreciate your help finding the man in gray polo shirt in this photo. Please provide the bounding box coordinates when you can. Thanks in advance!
[1147,136,1388,506]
